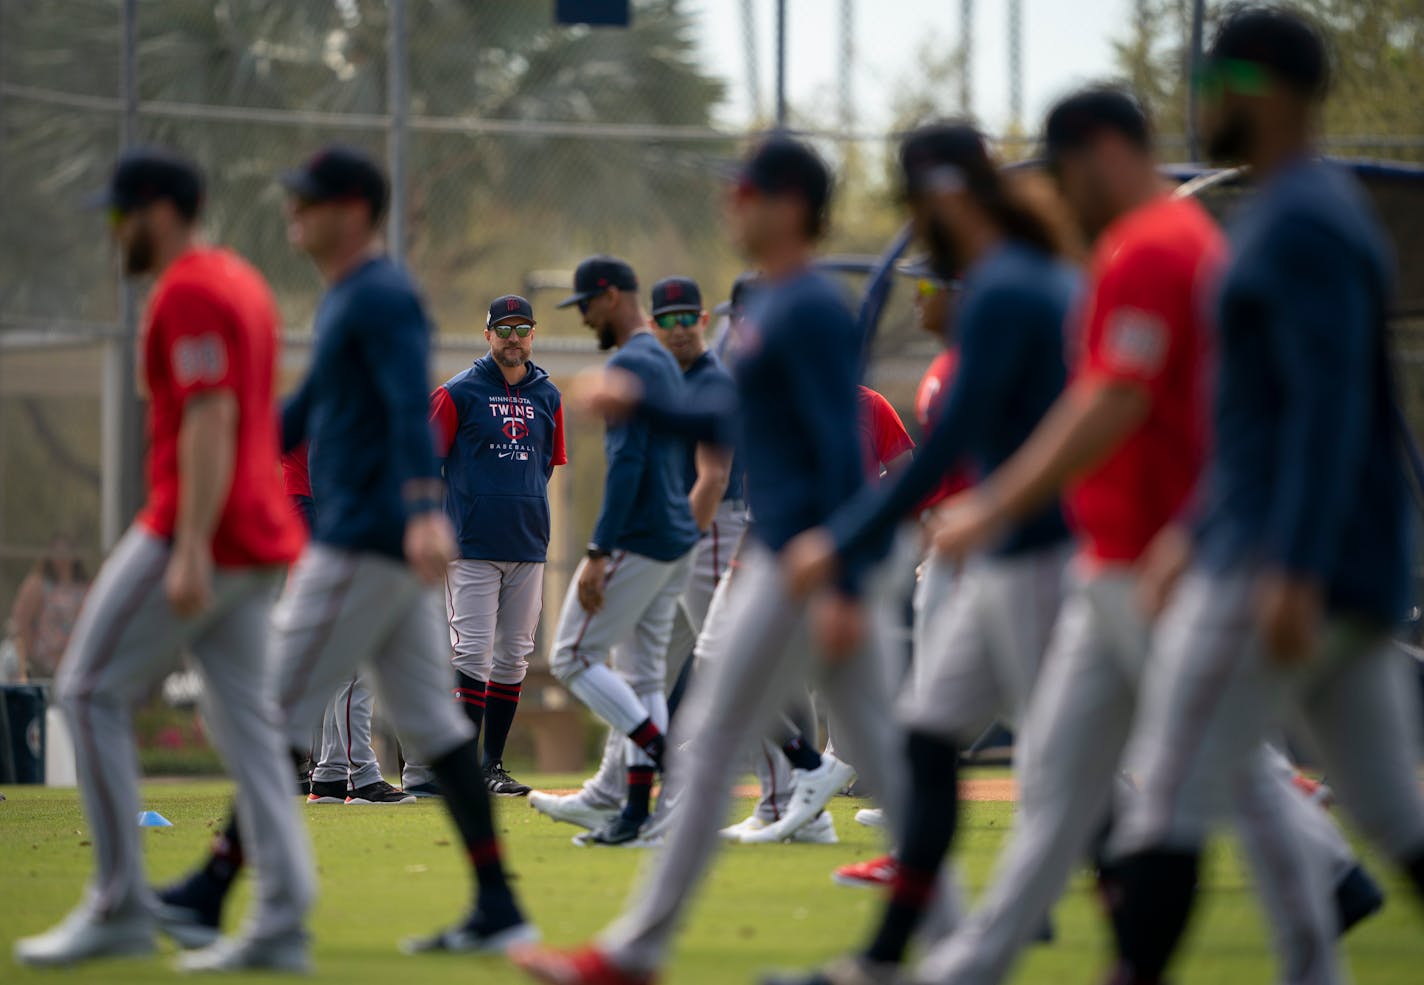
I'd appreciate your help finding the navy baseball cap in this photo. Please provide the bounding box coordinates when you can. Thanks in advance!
[650,277,703,317]
[713,271,760,316]
[488,294,535,326]
[1207,5,1330,98]
[556,255,639,309]
[280,145,389,221]
[87,147,204,220]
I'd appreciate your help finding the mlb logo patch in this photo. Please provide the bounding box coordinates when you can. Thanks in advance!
[1103,308,1168,375]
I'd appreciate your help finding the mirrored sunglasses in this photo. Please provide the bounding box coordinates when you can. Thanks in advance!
[491,323,534,339]
[654,312,700,330]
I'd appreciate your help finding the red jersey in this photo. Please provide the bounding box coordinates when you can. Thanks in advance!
[915,349,974,510]
[858,385,915,483]
[282,444,312,499]
[1066,196,1225,564]
[136,248,305,567]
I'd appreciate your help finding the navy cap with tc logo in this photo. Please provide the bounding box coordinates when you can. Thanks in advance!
[556,255,639,309]
[488,294,535,326]
[649,277,703,317]
[87,147,205,220]
[279,145,389,222]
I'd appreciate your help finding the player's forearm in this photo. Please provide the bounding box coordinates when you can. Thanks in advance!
[175,392,239,549]
[981,380,1147,523]
[688,444,732,530]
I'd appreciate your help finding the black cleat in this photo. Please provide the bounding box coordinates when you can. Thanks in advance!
[306,779,348,804]
[1335,863,1386,935]
[484,762,532,797]
[400,903,539,954]
[154,872,225,950]
[583,812,647,846]
[346,779,416,805]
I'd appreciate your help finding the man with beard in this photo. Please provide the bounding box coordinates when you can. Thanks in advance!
[1081,9,1424,983]
[539,256,700,847]
[16,149,310,967]
[513,135,908,985]
[872,85,1384,985]
[400,294,567,799]
[776,122,1078,985]
[143,146,536,967]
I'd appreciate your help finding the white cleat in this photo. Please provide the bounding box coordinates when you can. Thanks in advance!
[176,931,311,974]
[792,811,839,845]
[14,907,155,967]
[854,808,885,829]
[740,754,856,843]
[528,791,620,831]
[719,815,768,842]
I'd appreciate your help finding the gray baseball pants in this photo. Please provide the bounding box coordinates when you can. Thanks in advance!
[550,549,693,771]
[54,527,314,940]
[918,566,1372,985]
[271,545,475,794]
[580,504,748,807]
[599,541,905,973]
[311,675,383,788]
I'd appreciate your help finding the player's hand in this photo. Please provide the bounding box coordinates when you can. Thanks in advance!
[781,527,838,598]
[404,511,456,585]
[578,556,609,614]
[165,540,215,617]
[570,367,644,422]
[810,591,866,663]
[810,590,866,664]
[1137,524,1192,618]
[930,490,1000,561]
[1256,571,1322,666]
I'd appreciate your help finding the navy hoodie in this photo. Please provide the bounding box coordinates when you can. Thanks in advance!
[431,354,566,563]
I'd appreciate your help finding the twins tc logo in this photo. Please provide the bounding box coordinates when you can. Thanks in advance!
[502,418,529,441]
[506,297,521,312]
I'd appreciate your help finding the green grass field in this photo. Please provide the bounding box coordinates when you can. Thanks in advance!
[2,772,1421,983]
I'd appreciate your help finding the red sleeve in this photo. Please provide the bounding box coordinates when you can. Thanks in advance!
[551,402,568,468]
[867,388,915,465]
[150,281,238,406]
[1079,241,1179,396]
[428,386,458,458]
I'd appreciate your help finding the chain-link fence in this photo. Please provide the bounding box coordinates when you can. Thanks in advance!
[4,0,1424,682]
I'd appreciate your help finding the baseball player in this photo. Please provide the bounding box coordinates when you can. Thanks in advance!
[775,123,1080,984]
[401,293,567,799]
[535,275,745,839]
[1086,12,1424,983]
[150,146,535,968]
[858,87,1385,985]
[15,149,311,968]
[513,135,909,985]
[537,256,701,847]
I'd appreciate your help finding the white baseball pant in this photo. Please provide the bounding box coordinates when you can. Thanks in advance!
[599,541,907,973]
[549,548,693,770]
[917,566,1373,985]
[54,527,313,939]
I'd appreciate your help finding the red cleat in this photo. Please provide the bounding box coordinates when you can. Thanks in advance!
[1291,772,1335,807]
[509,943,655,985]
[832,853,898,889]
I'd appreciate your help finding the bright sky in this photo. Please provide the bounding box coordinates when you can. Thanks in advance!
[690,0,1136,134]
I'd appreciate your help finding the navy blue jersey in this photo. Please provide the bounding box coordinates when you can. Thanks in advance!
[1194,159,1410,624]
[591,332,701,561]
[829,243,1076,569]
[680,350,745,503]
[432,355,567,563]
[282,256,440,560]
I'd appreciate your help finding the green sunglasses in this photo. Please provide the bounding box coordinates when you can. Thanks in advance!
[1194,58,1270,99]
[654,312,700,330]
[490,323,534,339]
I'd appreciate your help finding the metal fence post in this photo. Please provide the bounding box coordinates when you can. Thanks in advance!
[100,0,142,551]
[386,0,409,265]
[1186,0,1205,163]
[775,0,786,128]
